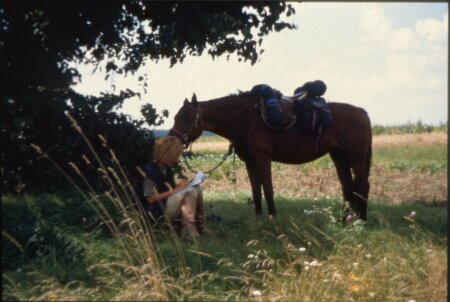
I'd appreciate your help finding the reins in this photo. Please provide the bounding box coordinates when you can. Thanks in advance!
[181,142,235,174]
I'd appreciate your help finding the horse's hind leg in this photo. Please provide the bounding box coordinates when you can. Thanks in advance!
[330,150,356,220]
[245,161,263,214]
[351,163,370,220]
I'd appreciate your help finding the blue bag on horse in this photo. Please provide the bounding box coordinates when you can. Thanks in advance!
[294,80,327,98]
[251,84,283,127]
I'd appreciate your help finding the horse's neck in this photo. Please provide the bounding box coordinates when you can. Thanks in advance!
[200,96,253,140]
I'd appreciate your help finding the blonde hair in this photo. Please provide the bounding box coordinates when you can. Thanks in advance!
[153,136,184,165]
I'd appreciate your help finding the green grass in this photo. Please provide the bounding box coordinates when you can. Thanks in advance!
[2,124,447,301]
[190,142,447,177]
[374,144,447,172]
[2,191,447,301]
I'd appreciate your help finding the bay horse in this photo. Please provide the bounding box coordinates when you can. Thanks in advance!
[169,91,372,220]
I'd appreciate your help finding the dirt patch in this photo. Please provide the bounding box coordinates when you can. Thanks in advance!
[373,132,447,148]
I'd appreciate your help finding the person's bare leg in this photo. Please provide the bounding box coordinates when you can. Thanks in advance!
[195,188,206,234]
[180,194,200,238]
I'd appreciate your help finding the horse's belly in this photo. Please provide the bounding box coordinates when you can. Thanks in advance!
[272,151,327,165]
[270,134,331,164]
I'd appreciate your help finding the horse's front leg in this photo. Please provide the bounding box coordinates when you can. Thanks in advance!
[244,160,263,214]
[256,158,276,216]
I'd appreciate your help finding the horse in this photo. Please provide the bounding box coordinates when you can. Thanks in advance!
[169,91,372,220]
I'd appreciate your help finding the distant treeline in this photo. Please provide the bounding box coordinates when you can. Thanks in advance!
[153,130,216,138]
[371,121,447,135]
[154,122,447,138]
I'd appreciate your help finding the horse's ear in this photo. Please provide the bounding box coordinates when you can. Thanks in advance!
[191,93,198,107]
[184,98,189,105]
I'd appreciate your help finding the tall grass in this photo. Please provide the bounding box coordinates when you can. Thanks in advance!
[2,121,447,301]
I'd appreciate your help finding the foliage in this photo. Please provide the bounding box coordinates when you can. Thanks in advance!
[0,1,296,193]
[372,121,447,135]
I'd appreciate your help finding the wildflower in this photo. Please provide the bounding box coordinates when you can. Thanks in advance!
[348,272,359,281]
[409,211,416,219]
[299,247,307,253]
[307,241,312,246]
[310,260,319,267]
[352,262,359,268]
[365,254,371,259]
[248,254,255,259]
[346,214,354,222]
[251,290,262,297]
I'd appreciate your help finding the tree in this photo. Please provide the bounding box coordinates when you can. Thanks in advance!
[0,1,296,193]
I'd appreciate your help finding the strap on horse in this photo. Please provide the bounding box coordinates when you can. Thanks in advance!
[181,142,235,174]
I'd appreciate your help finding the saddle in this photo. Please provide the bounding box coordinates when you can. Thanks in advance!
[259,90,333,134]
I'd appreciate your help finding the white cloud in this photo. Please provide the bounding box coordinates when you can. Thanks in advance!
[73,3,447,128]
[416,12,448,44]
[359,4,393,45]
[391,28,419,50]
[349,4,447,124]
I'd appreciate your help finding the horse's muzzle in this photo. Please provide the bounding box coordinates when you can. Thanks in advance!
[168,128,190,147]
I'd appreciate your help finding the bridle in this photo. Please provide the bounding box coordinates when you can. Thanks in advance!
[169,103,235,175]
[169,105,202,147]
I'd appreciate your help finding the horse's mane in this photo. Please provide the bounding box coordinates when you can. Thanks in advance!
[231,90,254,98]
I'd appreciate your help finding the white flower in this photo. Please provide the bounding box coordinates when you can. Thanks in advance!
[352,262,359,268]
[365,254,371,259]
[251,290,262,297]
[248,254,254,259]
[307,241,312,246]
[299,247,307,253]
[310,260,319,267]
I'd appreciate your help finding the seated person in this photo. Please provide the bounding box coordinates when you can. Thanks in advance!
[139,136,205,239]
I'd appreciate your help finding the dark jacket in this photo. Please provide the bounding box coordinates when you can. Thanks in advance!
[136,162,176,222]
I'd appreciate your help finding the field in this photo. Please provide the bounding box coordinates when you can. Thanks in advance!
[2,128,447,301]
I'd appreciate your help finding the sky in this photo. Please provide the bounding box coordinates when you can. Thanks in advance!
[72,2,448,130]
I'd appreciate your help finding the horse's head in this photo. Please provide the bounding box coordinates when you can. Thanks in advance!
[168,93,203,147]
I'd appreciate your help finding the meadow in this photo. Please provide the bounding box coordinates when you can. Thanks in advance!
[2,125,447,301]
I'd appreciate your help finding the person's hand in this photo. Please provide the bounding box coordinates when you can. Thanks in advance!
[174,180,189,193]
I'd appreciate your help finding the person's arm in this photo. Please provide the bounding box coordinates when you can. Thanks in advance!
[146,180,190,204]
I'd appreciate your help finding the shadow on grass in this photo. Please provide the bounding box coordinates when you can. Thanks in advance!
[203,196,447,245]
